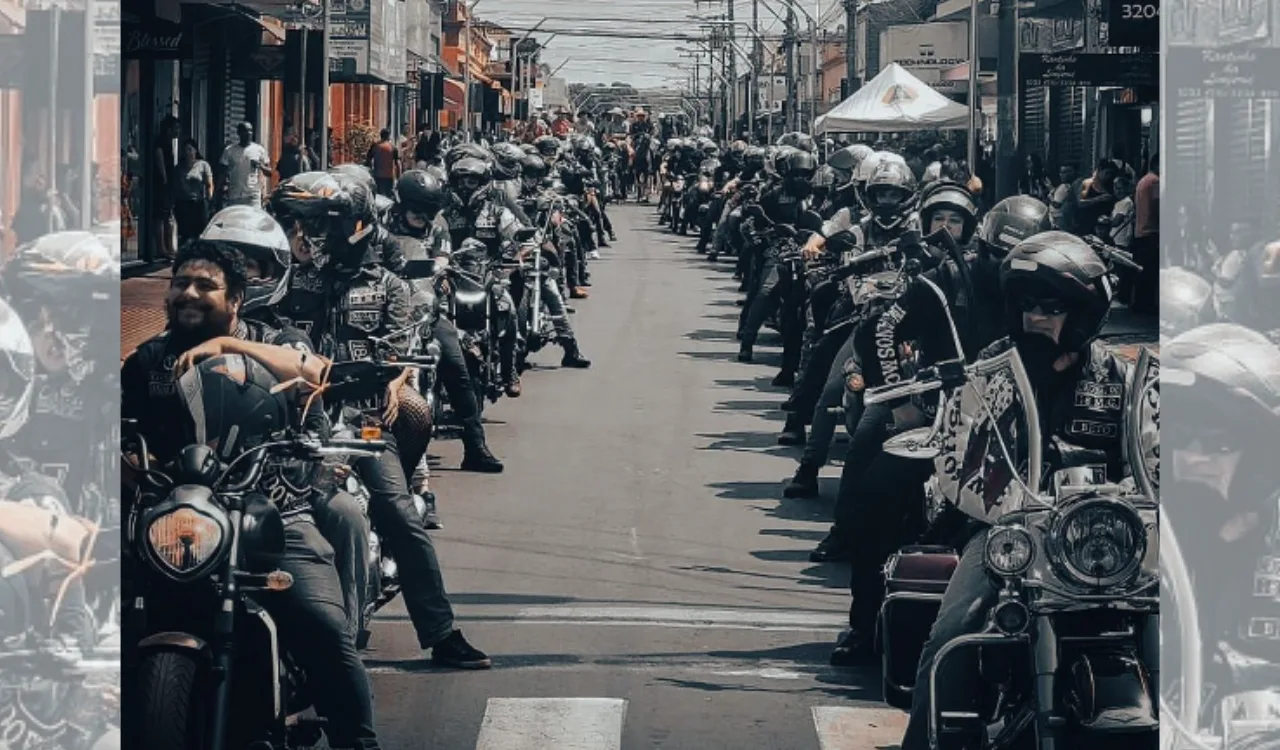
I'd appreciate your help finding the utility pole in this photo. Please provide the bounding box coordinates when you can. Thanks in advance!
[994,0,1018,200]
[843,0,857,98]
[463,1,473,140]
[784,2,797,132]
[727,0,737,139]
[321,0,331,169]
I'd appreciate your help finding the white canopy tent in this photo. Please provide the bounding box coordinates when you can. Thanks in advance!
[814,63,971,135]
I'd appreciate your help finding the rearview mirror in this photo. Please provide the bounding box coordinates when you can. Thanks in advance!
[403,259,436,279]
[882,427,940,459]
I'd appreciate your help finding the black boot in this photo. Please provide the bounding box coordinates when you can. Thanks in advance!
[809,527,849,563]
[737,343,753,362]
[777,413,806,445]
[783,463,821,498]
[561,339,592,368]
[460,417,504,473]
[420,491,442,530]
[772,369,795,388]
[829,629,876,667]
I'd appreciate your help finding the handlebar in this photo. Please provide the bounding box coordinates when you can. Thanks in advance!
[863,359,965,405]
[1083,235,1143,272]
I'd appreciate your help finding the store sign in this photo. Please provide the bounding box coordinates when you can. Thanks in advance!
[1167,46,1280,99]
[879,22,969,91]
[1019,15,1085,52]
[368,0,405,84]
[1019,52,1157,88]
[122,19,183,58]
[1105,0,1158,47]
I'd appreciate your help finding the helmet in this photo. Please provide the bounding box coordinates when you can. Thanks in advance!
[269,172,347,259]
[999,231,1113,354]
[812,164,837,190]
[766,146,798,178]
[783,150,818,181]
[827,144,873,183]
[1163,323,1280,503]
[852,150,886,186]
[522,154,550,182]
[699,139,719,157]
[323,181,379,271]
[4,231,119,311]
[861,160,918,229]
[1161,267,1215,338]
[199,206,292,313]
[917,180,979,244]
[491,142,525,180]
[449,157,493,202]
[742,146,766,173]
[520,143,539,157]
[0,298,35,440]
[445,142,491,169]
[395,169,450,218]
[328,163,376,195]
[975,195,1053,261]
[534,135,560,158]
[665,138,680,152]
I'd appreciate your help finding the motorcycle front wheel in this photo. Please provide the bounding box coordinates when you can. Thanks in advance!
[134,650,207,749]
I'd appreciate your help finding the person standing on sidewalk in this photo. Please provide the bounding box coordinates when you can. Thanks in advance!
[152,116,180,258]
[217,122,271,208]
[1131,152,1159,313]
[366,129,400,196]
[172,138,214,247]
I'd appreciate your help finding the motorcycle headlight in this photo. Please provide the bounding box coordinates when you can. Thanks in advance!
[985,525,1035,576]
[1048,498,1146,588]
[147,506,224,576]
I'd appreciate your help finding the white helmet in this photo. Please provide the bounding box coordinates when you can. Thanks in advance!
[200,206,293,313]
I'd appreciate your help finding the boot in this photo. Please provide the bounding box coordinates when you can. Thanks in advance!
[420,491,442,530]
[505,377,522,398]
[571,287,590,299]
[809,527,849,563]
[561,339,592,368]
[829,629,875,667]
[609,231,617,242]
[777,413,806,446]
[459,417,504,473]
[597,235,610,248]
[737,343,753,362]
[696,236,710,254]
[772,369,796,388]
[783,463,821,499]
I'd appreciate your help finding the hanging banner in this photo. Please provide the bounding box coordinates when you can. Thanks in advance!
[1019,52,1158,88]
[1166,46,1280,100]
[879,22,969,93]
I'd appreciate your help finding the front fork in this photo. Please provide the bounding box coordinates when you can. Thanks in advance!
[209,510,243,750]
[1032,616,1061,750]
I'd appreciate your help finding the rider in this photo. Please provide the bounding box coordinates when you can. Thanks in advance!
[897,231,1131,750]
[1211,238,1280,333]
[120,241,384,749]
[736,149,818,366]
[268,175,494,670]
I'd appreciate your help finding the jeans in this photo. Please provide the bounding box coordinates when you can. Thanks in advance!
[739,252,780,343]
[433,317,481,421]
[351,433,456,649]
[792,318,853,425]
[900,533,999,750]
[825,400,895,554]
[271,520,380,749]
[313,491,371,641]
[800,342,855,468]
[846,454,931,634]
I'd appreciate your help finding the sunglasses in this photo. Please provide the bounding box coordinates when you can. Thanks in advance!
[1017,296,1068,316]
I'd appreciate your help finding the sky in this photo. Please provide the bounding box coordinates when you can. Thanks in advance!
[472,0,836,89]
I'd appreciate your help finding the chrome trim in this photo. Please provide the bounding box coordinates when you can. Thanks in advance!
[985,524,1036,576]
[928,631,1028,749]
[880,592,945,696]
[244,600,283,721]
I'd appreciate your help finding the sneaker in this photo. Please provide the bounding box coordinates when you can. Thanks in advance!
[420,492,442,530]
[430,630,492,669]
[589,250,602,260]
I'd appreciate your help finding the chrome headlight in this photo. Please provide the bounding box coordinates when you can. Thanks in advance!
[1048,497,1146,588]
[985,525,1035,576]
[146,505,225,576]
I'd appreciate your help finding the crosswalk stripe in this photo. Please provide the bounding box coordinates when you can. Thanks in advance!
[474,698,628,750]
[513,605,846,631]
[812,706,908,750]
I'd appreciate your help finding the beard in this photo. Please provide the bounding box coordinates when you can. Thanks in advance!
[1012,329,1064,383]
[168,299,235,347]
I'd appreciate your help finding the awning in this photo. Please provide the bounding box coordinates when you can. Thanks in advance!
[444,77,465,110]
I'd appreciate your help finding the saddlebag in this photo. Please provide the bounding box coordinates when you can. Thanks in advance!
[1062,644,1158,735]
[879,545,959,701]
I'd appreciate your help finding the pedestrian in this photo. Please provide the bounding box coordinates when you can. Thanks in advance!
[1107,173,1137,303]
[1073,158,1119,237]
[366,128,399,196]
[414,125,436,168]
[1049,163,1077,230]
[1131,151,1159,313]
[398,123,415,172]
[277,130,310,182]
[152,115,180,258]
[1018,152,1052,202]
[217,122,271,208]
[172,137,214,247]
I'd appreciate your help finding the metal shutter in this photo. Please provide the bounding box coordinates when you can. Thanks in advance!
[224,47,247,146]
[1171,97,1208,210]
[1222,99,1267,242]
[1021,84,1048,166]
[192,37,211,156]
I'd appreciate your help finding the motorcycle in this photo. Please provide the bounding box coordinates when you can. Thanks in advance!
[862,253,1160,749]
[121,379,393,750]
[681,158,719,237]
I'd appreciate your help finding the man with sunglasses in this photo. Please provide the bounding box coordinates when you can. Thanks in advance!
[121,242,385,749]
[897,231,1134,750]
[268,174,493,670]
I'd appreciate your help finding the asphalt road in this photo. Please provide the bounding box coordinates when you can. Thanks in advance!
[364,204,898,749]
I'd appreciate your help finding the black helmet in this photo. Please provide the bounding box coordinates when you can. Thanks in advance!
[742,146,766,173]
[784,150,818,181]
[395,169,450,218]
[269,172,346,258]
[999,231,1112,354]
[534,135,560,158]
[1163,323,1280,503]
[975,195,1053,260]
[324,181,379,271]
[0,297,39,440]
[491,142,525,180]
[861,160,918,229]
[199,206,292,313]
[521,154,550,182]
[445,142,491,170]
[328,163,377,196]
[449,156,493,202]
[917,180,979,244]
[1161,267,1214,339]
[520,143,539,157]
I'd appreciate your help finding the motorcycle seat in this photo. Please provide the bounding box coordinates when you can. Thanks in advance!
[884,545,958,595]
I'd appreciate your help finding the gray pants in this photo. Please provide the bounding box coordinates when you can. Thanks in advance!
[314,490,371,640]
[800,336,857,468]
[901,533,999,750]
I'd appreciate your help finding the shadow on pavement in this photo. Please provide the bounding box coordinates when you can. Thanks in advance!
[714,400,787,422]
[684,328,740,343]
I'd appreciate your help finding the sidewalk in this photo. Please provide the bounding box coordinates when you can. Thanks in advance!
[121,269,170,359]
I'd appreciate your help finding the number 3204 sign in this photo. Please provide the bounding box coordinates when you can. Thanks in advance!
[1107,0,1159,47]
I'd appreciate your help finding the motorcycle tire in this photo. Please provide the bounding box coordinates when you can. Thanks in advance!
[134,650,206,749]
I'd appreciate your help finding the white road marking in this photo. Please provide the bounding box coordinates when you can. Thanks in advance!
[812,706,908,750]
[629,527,643,558]
[513,605,846,631]
[366,659,834,678]
[474,698,627,750]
